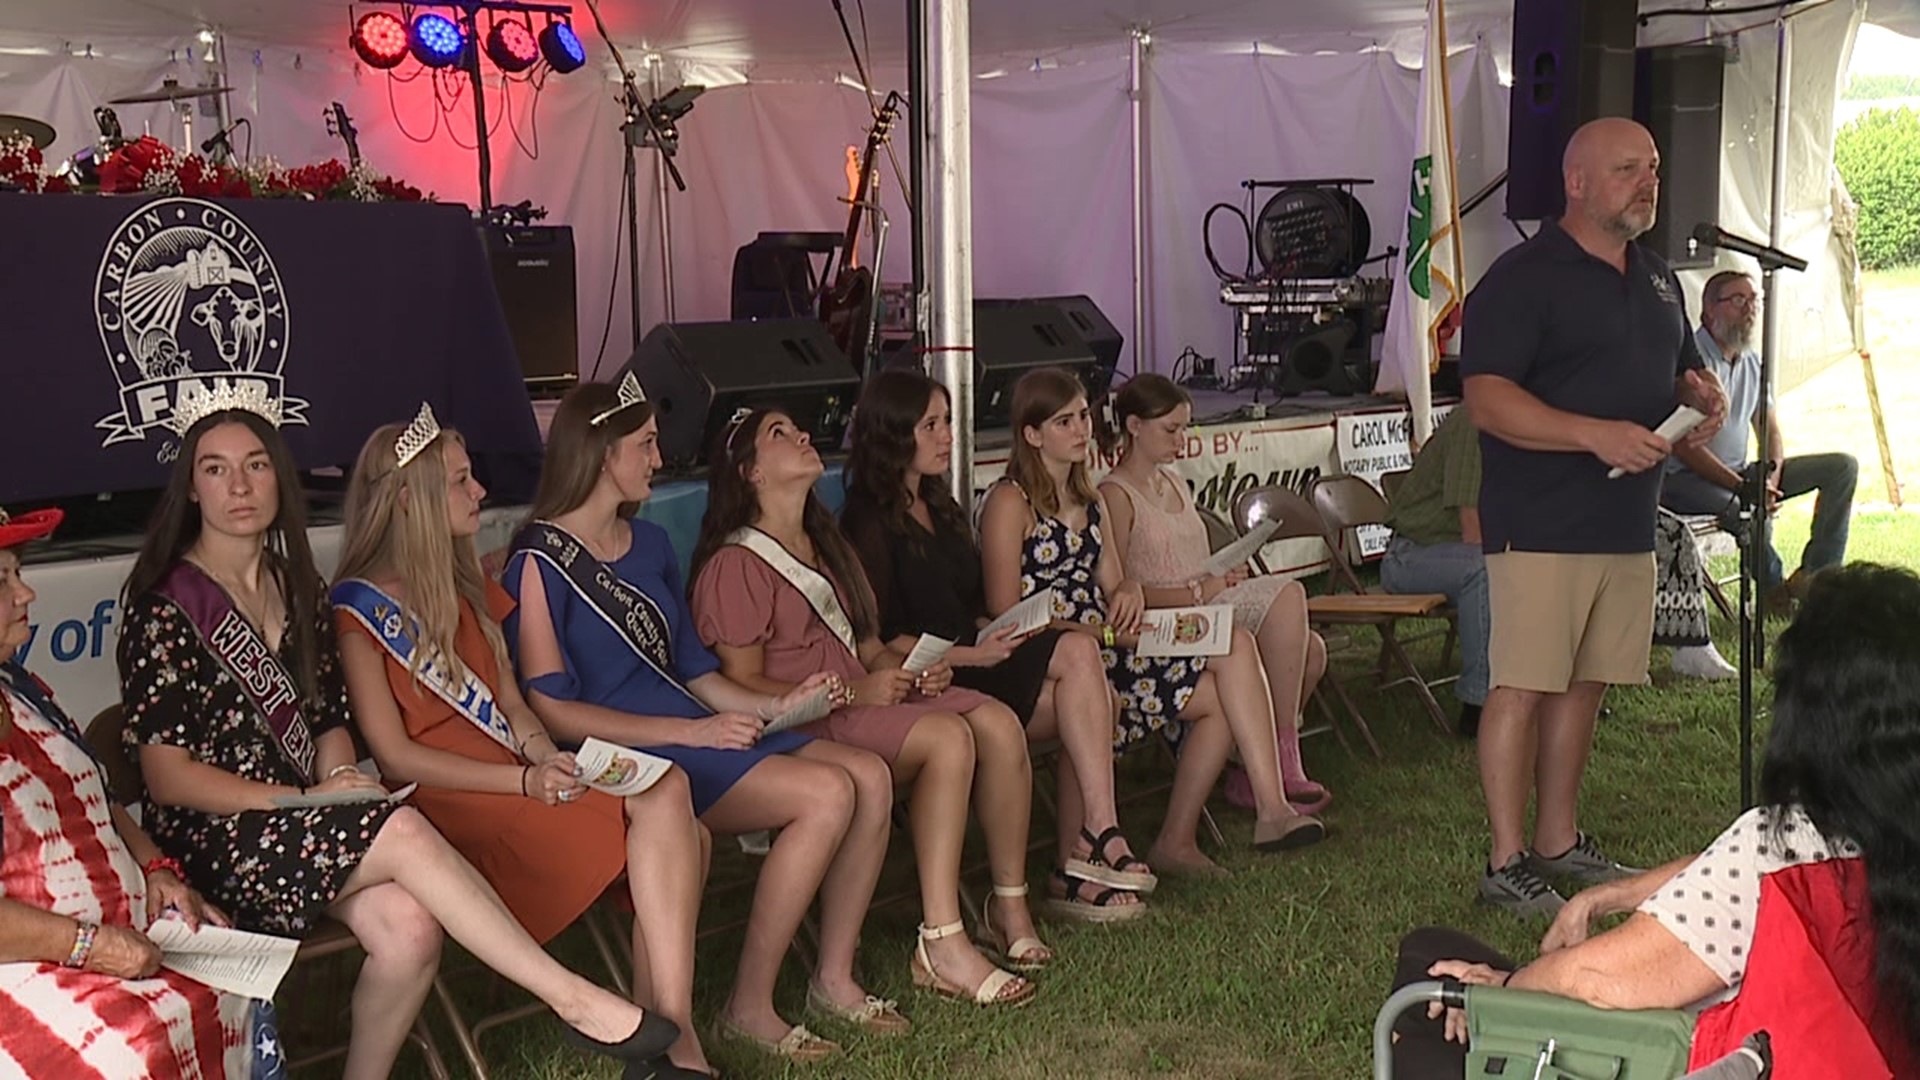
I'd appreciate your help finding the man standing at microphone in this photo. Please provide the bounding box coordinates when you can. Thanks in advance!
[1460,117,1727,915]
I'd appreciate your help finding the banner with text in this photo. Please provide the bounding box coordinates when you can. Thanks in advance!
[1335,403,1457,557]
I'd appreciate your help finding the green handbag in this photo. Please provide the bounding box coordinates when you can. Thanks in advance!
[1462,985,1695,1080]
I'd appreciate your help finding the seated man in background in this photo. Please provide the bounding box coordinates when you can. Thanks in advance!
[1383,410,1736,739]
[1661,270,1857,610]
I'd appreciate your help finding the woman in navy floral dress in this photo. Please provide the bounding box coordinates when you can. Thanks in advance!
[979,369,1325,885]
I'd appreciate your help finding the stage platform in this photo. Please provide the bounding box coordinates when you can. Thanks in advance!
[20,387,1448,720]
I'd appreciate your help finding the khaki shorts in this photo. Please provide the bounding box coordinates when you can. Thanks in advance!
[1486,550,1656,693]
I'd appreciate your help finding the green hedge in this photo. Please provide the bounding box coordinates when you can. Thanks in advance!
[1835,106,1920,269]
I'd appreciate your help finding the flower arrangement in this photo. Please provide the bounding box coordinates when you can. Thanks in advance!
[1,132,426,203]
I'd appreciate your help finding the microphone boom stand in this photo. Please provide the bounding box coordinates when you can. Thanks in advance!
[578,0,686,349]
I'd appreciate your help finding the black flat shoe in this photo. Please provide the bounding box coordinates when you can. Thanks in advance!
[562,1010,680,1062]
[625,1061,718,1080]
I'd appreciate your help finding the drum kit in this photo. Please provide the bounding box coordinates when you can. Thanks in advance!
[0,78,231,186]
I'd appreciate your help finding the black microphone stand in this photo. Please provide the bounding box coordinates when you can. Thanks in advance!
[578,0,685,349]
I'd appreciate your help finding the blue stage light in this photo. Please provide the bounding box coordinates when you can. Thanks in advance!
[539,21,586,74]
[409,12,467,69]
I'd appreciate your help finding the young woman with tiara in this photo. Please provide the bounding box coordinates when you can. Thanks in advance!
[1094,372,1332,815]
[504,376,904,1061]
[689,406,1038,1008]
[977,368,1325,886]
[121,388,678,1079]
[842,368,1148,926]
[328,404,708,1076]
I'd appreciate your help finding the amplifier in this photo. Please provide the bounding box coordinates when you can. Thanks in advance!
[482,224,578,396]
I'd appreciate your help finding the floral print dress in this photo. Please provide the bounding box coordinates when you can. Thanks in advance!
[1011,483,1205,750]
[120,576,397,937]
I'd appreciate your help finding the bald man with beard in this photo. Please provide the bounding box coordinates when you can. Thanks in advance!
[1458,117,1728,915]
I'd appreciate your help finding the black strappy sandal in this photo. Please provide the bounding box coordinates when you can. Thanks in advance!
[1041,868,1150,924]
[1062,825,1159,894]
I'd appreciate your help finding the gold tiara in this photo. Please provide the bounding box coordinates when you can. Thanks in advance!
[164,380,283,436]
[590,371,648,426]
[394,402,442,469]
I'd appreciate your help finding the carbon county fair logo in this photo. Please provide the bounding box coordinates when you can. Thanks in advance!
[93,197,307,457]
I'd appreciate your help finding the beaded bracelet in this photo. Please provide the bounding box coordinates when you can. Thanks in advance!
[326,764,359,780]
[65,921,99,969]
[143,856,186,881]
[1101,624,1116,648]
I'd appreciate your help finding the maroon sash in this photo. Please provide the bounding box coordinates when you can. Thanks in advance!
[155,562,316,783]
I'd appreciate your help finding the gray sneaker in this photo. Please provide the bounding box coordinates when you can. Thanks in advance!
[1479,853,1567,916]
[1529,832,1640,886]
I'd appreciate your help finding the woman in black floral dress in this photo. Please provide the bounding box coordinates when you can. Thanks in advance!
[118,403,678,1079]
[979,369,1325,886]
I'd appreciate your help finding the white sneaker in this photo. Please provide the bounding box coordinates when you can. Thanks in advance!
[1672,643,1738,681]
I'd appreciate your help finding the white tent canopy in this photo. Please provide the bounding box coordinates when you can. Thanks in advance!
[0,0,1879,390]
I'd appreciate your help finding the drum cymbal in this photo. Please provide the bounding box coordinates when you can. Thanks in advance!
[0,115,55,149]
[110,79,232,105]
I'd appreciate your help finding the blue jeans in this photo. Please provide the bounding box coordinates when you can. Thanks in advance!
[1662,452,1858,588]
[1380,536,1489,706]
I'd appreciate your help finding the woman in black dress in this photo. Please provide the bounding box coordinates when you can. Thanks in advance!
[842,369,1150,930]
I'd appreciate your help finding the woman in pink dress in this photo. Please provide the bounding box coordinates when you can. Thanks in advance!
[1095,373,1333,815]
[690,408,1037,1008]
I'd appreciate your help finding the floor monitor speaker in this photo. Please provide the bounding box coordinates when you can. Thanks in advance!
[972,301,1099,430]
[624,319,861,469]
[482,224,578,396]
[1507,0,1639,221]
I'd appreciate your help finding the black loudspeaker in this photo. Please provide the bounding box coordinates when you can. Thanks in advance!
[1507,0,1639,221]
[482,225,578,395]
[1635,45,1726,269]
[1277,320,1364,397]
[624,319,861,469]
[972,301,1099,430]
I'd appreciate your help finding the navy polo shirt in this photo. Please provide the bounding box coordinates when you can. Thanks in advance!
[1461,222,1703,555]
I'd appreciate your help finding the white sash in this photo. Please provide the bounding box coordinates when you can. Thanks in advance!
[726,527,859,657]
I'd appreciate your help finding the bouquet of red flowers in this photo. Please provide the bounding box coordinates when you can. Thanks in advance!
[97,135,177,194]
[0,135,71,193]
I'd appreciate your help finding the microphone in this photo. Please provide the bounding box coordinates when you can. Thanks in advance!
[1688,224,1808,273]
[200,120,241,158]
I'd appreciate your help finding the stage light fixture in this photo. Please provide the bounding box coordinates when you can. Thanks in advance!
[409,12,467,68]
[486,19,540,73]
[539,20,586,74]
[351,11,410,70]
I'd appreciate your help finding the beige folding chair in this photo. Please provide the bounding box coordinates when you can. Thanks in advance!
[1679,513,1740,620]
[1358,469,1461,671]
[82,707,454,1080]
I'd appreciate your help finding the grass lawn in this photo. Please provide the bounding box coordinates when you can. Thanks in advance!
[284,275,1918,1079]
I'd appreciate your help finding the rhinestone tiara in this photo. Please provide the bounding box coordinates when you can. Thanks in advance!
[589,371,648,427]
[164,380,283,436]
[394,402,442,469]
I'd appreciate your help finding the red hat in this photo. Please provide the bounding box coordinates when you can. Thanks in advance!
[0,508,63,550]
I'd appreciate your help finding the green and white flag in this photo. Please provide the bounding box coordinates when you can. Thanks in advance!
[1379,0,1464,448]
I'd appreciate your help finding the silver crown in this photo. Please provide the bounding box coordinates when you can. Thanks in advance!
[394,402,442,469]
[589,371,648,426]
[164,381,283,436]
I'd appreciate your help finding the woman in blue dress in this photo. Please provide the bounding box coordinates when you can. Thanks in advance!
[505,379,905,1064]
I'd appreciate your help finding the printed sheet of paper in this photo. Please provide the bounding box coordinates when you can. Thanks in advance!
[762,685,831,736]
[901,634,955,674]
[270,782,417,809]
[1203,519,1280,577]
[146,920,299,999]
[1608,405,1706,479]
[978,589,1055,645]
[1134,605,1235,658]
[574,738,674,797]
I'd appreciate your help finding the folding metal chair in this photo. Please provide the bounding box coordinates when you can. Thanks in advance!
[1679,513,1741,620]
[1372,468,1460,671]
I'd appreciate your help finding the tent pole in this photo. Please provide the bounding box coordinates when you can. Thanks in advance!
[649,55,677,323]
[1129,27,1150,375]
[908,0,929,345]
[928,0,975,501]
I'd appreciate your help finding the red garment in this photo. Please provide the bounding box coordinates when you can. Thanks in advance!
[1690,859,1917,1077]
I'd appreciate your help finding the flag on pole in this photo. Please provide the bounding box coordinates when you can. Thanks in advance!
[1378,0,1465,448]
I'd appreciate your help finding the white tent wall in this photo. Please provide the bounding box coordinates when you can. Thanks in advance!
[0,2,1869,388]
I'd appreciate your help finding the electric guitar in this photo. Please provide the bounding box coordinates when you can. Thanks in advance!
[325,102,361,168]
[819,91,901,370]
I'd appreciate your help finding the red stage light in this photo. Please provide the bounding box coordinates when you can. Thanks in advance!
[486,19,540,74]
[351,12,410,70]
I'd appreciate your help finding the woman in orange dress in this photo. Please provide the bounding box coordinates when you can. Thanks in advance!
[331,406,720,1078]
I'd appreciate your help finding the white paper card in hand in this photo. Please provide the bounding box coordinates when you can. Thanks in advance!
[574,738,674,797]
[146,920,299,999]
[762,685,831,735]
[978,589,1054,645]
[1608,405,1706,479]
[271,782,417,809]
[1134,605,1235,658]
[902,634,955,674]
[1203,519,1280,577]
